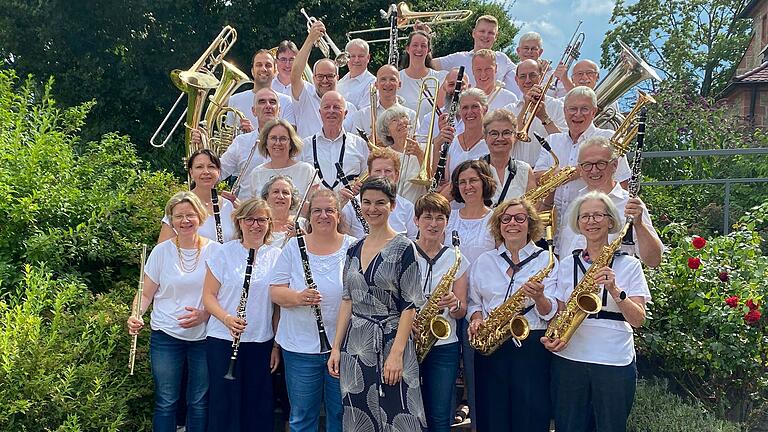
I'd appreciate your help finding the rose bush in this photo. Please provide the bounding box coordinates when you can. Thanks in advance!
[640,204,768,426]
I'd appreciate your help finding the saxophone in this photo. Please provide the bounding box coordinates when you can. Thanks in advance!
[470,225,556,356]
[545,223,631,344]
[522,133,577,204]
[414,231,462,363]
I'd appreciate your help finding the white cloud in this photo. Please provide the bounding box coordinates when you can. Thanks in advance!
[521,16,564,40]
[571,0,616,16]
[532,0,555,4]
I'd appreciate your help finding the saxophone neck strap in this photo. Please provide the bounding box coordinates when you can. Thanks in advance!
[415,244,449,295]
[571,249,628,322]
[500,248,545,300]
[312,133,348,190]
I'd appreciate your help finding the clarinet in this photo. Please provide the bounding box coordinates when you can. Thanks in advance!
[386,4,399,66]
[223,248,256,380]
[296,225,333,354]
[622,107,647,245]
[431,66,465,191]
[335,162,369,235]
[211,188,224,243]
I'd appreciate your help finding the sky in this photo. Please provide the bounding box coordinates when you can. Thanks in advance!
[501,0,618,73]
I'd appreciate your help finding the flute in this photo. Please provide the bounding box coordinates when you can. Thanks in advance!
[211,188,224,243]
[223,248,256,380]
[129,244,147,376]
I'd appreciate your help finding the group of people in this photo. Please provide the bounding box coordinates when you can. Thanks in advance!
[128,10,665,432]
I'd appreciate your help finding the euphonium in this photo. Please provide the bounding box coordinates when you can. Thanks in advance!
[202,60,251,155]
[545,223,631,344]
[470,225,555,355]
[414,231,461,363]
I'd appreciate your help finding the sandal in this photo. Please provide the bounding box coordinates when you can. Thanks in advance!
[453,403,469,425]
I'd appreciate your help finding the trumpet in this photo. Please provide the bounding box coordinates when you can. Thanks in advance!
[515,59,552,142]
[408,76,441,187]
[553,21,585,89]
[346,2,473,44]
[150,25,237,150]
[300,8,349,68]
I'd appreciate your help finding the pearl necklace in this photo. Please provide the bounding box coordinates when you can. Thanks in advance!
[175,235,201,273]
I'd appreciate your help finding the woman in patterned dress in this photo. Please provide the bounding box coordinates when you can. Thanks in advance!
[328,177,427,431]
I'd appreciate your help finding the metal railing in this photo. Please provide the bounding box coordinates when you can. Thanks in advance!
[640,148,768,234]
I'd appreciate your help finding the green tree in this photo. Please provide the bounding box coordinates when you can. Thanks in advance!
[601,0,752,97]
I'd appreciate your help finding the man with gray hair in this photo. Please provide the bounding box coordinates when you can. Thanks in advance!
[534,86,631,246]
[337,38,376,109]
[516,31,568,98]
[292,20,357,138]
[558,135,663,266]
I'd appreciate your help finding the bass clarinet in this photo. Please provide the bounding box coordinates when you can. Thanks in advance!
[224,248,256,380]
[335,162,370,235]
[211,188,224,243]
[432,66,464,191]
[622,107,647,245]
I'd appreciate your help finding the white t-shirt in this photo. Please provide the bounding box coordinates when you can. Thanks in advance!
[226,89,296,130]
[293,83,358,139]
[297,130,369,192]
[205,241,282,343]
[145,239,222,341]
[482,155,530,206]
[446,137,489,179]
[248,161,317,202]
[468,242,558,331]
[161,197,237,243]
[485,84,519,111]
[553,252,651,366]
[414,244,470,346]
[342,195,418,240]
[444,209,495,264]
[337,70,376,110]
[398,68,448,113]
[504,96,567,167]
[271,235,357,353]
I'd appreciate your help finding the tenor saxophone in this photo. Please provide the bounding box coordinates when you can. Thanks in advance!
[470,225,555,355]
[545,223,631,344]
[414,231,461,363]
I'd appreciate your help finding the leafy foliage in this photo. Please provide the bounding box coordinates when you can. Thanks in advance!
[640,205,768,426]
[0,69,180,293]
[602,0,751,96]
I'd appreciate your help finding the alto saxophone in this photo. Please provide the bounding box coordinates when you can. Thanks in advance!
[470,225,555,356]
[545,223,631,344]
[414,231,461,363]
[522,133,578,204]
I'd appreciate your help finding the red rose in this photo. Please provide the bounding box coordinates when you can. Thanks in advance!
[745,309,762,325]
[692,236,707,249]
[718,271,729,282]
[746,299,759,311]
[725,296,739,308]
[687,257,701,269]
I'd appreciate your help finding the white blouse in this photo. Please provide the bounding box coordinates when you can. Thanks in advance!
[161,196,237,243]
[415,244,470,346]
[248,160,318,201]
[144,239,222,341]
[270,235,357,354]
[446,137,489,180]
[484,156,531,206]
[205,240,282,343]
[444,209,495,265]
[553,252,651,366]
[468,242,558,332]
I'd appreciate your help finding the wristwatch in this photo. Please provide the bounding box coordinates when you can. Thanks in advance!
[540,116,552,126]
[615,290,627,303]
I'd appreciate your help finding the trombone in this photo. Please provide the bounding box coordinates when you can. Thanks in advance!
[150,25,237,149]
[346,2,473,44]
[408,76,441,187]
[300,8,350,68]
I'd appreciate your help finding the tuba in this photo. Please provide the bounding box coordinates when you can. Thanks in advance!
[150,26,237,151]
[201,60,251,156]
[414,231,461,363]
[470,224,555,355]
[346,2,473,44]
[593,39,660,129]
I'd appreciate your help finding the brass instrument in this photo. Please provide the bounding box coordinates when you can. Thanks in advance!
[553,21,585,89]
[607,91,656,156]
[231,139,260,197]
[150,25,237,150]
[300,8,350,67]
[415,231,461,363]
[522,133,578,205]
[594,39,661,129]
[408,76,441,187]
[346,2,473,44]
[128,244,148,376]
[470,225,555,355]
[516,60,552,142]
[201,60,251,155]
[370,85,379,145]
[545,223,631,344]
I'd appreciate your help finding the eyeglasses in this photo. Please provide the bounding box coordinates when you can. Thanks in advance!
[242,216,271,226]
[487,129,515,139]
[517,72,541,81]
[268,136,290,144]
[277,57,295,64]
[315,74,337,81]
[172,213,199,222]
[457,177,482,187]
[566,106,594,115]
[578,213,610,223]
[311,208,338,216]
[578,160,612,171]
[519,47,541,53]
[500,213,529,224]
[574,71,598,78]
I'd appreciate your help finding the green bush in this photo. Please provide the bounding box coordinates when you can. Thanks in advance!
[640,202,768,426]
[0,265,153,431]
[0,69,181,292]
[630,379,743,432]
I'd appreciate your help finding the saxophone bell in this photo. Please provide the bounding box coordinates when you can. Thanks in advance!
[508,315,530,341]
[429,316,451,340]
[576,292,602,314]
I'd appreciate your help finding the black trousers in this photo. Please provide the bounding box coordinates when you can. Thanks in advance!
[206,337,274,432]
[474,329,552,432]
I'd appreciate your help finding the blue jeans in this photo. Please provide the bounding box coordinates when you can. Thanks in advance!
[150,330,208,432]
[456,318,476,420]
[282,350,343,432]
[420,342,460,432]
